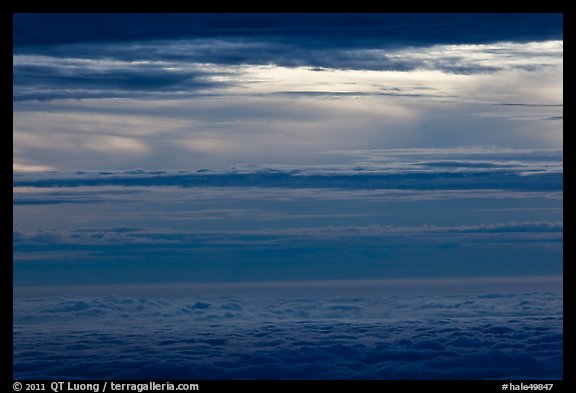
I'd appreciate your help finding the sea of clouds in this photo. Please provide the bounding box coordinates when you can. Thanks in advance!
[13,291,562,380]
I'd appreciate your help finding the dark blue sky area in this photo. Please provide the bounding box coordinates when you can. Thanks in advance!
[13,13,562,48]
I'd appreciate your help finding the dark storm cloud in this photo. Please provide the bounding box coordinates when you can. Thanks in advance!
[12,14,562,101]
[13,14,562,49]
[12,55,232,101]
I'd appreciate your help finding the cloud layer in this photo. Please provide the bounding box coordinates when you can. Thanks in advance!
[13,291,563,380]
[13,14,562,170]
[12,147,563,190]
[12,40,563,101]
[13,148,563,286]
[14,14,562,48]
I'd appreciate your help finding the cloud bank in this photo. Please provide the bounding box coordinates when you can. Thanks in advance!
[13,291,562,380]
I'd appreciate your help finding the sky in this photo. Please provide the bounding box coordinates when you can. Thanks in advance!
[12,13,564,382]
[12,13,563,288]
